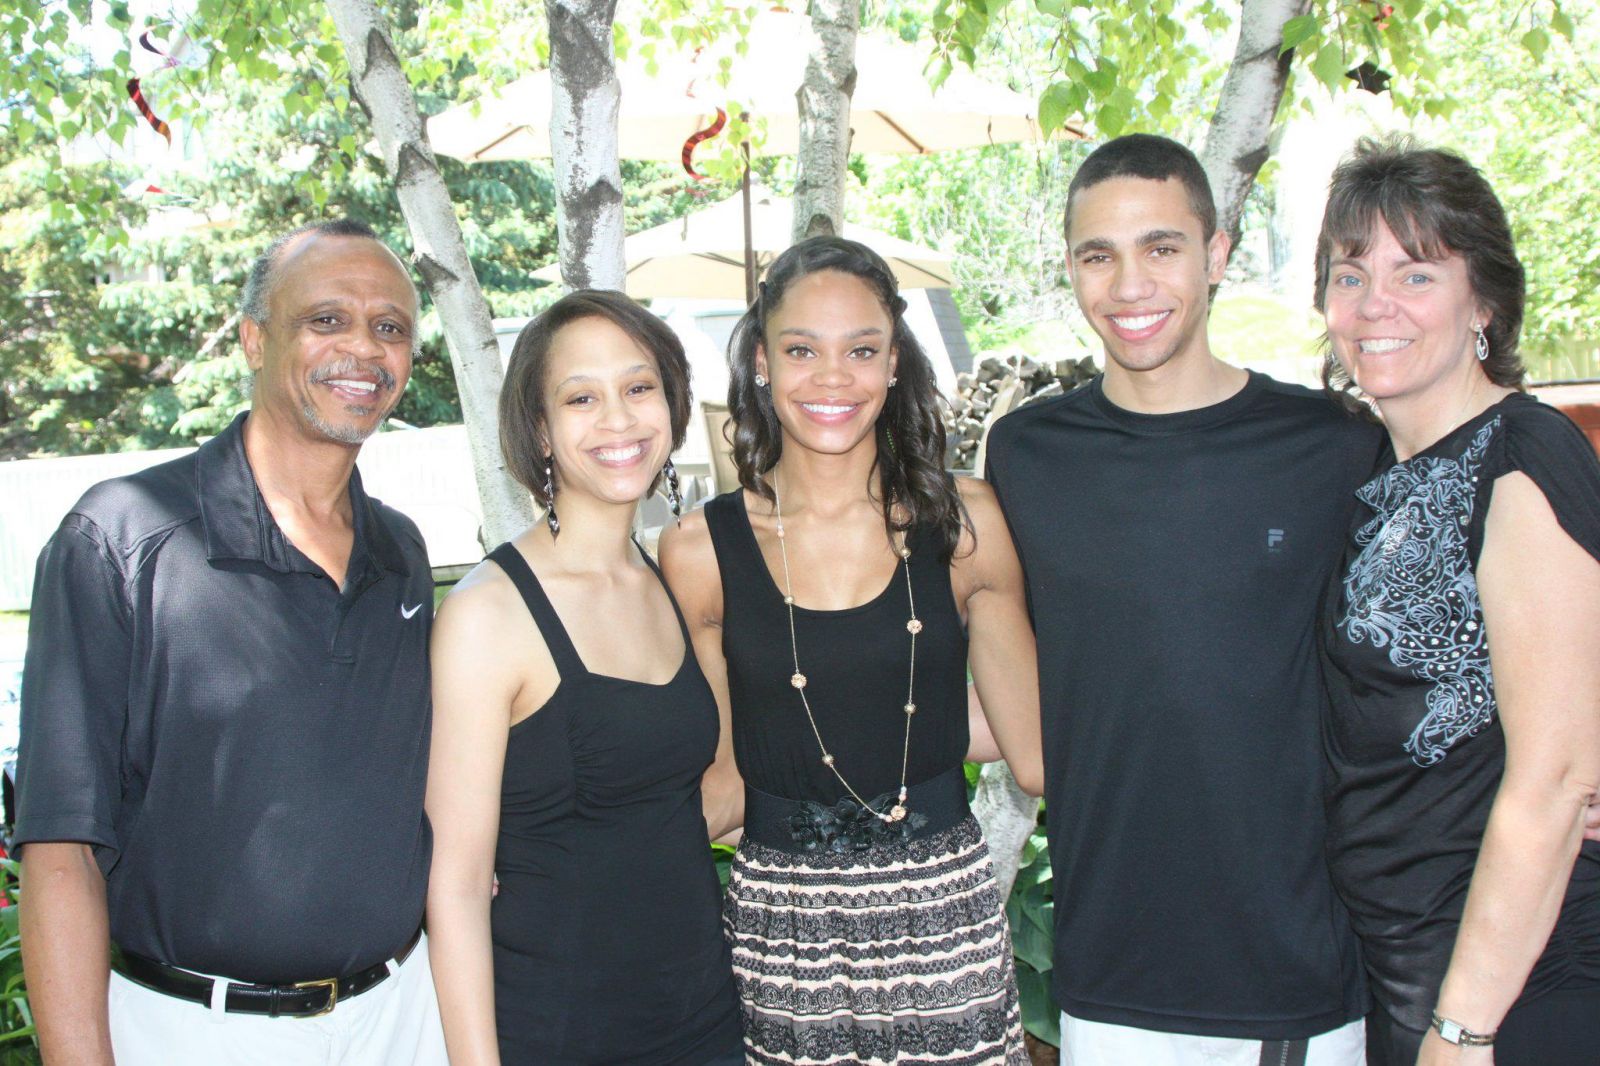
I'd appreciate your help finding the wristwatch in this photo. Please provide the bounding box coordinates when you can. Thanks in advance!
[1431,1011,1497,1047]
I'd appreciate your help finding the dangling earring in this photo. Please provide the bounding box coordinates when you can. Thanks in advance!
[663,459,683,525]
[1473,323,1489,363]
[543,456,560,538]
[754,372,768,387]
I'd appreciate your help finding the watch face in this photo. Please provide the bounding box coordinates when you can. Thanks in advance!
[1439,1019,1464,1044]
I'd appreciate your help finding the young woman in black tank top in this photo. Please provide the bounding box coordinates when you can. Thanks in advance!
[425,292,742,1065]
[659,237,1044,1063]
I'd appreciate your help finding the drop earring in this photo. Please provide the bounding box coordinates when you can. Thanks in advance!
[663,459,683,525]
[1473,323,1489,363]
[543,457,560,538]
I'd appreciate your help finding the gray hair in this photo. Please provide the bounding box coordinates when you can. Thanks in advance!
[239,219,402,325]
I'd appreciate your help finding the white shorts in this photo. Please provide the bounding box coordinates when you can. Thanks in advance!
[1061,1011,1366,1066]
[109,931,448,1066]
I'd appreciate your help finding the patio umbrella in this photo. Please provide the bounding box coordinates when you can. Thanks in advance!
[529,187,954,299]
[426,9,1078,164]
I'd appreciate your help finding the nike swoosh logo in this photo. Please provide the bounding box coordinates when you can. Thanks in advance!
[401,603,422,619]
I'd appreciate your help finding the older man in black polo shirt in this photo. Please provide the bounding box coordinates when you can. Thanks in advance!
[14,220,446,1064]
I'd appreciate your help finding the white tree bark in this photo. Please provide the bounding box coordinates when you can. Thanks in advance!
[548,0,626,291]
[972,762,1038,902]
[1199,0,1312,251]
[791,0,858,242]
[326,0,535,548]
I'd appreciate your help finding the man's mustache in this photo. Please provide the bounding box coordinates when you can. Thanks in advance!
[310,358,399,393]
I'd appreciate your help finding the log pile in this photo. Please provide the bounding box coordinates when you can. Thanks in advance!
[945,354,1100,470]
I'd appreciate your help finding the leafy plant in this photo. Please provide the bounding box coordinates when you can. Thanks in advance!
[0,860,38,1064]
[1006,809,1057,1045]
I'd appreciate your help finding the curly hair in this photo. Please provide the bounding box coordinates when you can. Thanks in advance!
[725,236,968,562]
[1314,135,1526,400]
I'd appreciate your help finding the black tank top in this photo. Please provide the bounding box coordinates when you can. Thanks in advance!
[704,490,970,804]
[485,543,741,1066]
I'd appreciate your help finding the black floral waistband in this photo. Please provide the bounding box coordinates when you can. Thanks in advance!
[742,765,970,855]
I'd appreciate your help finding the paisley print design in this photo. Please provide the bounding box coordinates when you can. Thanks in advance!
[1340,417,1498,766]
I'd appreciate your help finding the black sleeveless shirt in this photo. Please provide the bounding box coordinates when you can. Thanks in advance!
[703,490,969,803]
[484,543,741,1065]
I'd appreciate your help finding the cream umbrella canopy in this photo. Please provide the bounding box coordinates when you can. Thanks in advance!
[426,9,1074,164]
[531,187,954,299]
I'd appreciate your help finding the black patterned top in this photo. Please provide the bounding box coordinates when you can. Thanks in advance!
[1321,392,1600,1032]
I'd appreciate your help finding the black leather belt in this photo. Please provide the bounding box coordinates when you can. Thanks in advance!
[110,927,422,1018]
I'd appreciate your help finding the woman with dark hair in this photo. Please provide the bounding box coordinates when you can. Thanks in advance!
[660,236,1043,1063]
[1314,137,1600,1065]
[425,291,743,1065]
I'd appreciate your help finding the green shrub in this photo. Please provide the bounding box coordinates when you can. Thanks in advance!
[0,860,38,1064]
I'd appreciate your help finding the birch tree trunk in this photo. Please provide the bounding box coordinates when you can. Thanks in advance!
[972,762,1037,900]
[327,0,534,548]
[791,0,858,242]
[548,0,626,291]
[1199,0,1312,251]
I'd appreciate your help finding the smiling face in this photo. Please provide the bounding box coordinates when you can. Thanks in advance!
[1322,219,1485,410]
[1066,175,1228,380]
[541,315,674,508]
[755,269,898,458]
[241,234,417,446]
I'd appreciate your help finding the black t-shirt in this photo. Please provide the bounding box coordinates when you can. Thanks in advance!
[15,412,435,983]
[986,371,1382,1039]
[1321,392,1600,1033]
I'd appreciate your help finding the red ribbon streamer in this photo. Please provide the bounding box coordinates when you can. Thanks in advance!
[138,30,179,67]
[126,78,172,145]
[681,108,727,182]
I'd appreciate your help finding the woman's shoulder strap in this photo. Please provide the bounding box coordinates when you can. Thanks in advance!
[485,542,585,679]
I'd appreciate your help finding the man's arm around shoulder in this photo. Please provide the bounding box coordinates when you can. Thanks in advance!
[21,841,114,1065]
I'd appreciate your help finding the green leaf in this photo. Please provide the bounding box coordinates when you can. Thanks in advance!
[1015,965,1060,1044]
[1038,81,1074,135]
[1096,102,1128,137]
[1521,27,1549,61]
[1552,9,1575,40]
[1279,13,1319,55]
[1005,897,1055,971]
[1310,42,1346,90]
[1034,0,1067,15]
[1083,64,1116,98]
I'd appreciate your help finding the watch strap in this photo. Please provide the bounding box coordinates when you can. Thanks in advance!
[1431,1011,1496,1047]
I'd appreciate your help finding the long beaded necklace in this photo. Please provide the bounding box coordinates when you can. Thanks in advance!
[772,480,920,823]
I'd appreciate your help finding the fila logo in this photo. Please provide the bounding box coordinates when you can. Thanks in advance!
[401,602,423,619]
[1266,528,1285,553]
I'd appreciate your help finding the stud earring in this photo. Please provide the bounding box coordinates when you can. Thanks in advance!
[663,459,683,525]
[754,373,768,387]
[887,376,898,387]
[1473,323,1489,363]
[543,457,560,538]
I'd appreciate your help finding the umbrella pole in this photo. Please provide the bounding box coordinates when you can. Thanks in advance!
[742,137,756,307]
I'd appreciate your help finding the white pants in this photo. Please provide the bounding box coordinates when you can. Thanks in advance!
[1062,1011,1366,1066]
[109,932,448,1066]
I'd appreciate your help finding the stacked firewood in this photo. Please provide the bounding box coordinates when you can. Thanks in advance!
[945,354,1100,470]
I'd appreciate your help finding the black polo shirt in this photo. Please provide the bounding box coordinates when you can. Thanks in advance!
[15,412,434,983]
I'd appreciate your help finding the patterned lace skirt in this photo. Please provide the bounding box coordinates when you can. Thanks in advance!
[724,813,1030,1065]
